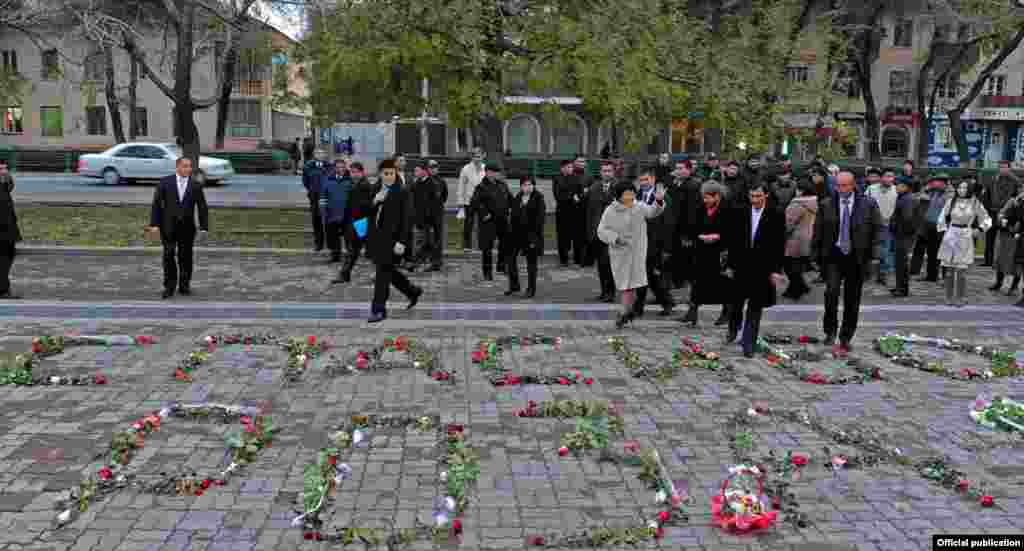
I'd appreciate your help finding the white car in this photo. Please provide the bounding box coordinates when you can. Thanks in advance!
[78,143,235,185]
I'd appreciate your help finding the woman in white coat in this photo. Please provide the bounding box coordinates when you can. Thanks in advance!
[597,172,666,328]
[938,179,992,306]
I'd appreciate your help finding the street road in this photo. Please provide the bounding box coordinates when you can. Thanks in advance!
[10,172,558,208]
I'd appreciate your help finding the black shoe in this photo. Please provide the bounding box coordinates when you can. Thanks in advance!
[981,262,993,267]
[725,330,738,344]
[679,305,698,325]
[657,304,674,317]
[523,289,536,299]
[315,245,324,252]
[989,283,1002,291]
[889,289,909,297]
[367,311,387,323]
[162,289,174,299]
[743,349,755,359]
[178,287,191,296]
[601,294,615,304]
[876,275,887,286]
[823,334,836,346]
[560,261,570,267]
[329,255,341,263]
[483,273,494,281]
[496,265,506,274]
[594,294,608,302]
[0,291,20,299]
[713,310,729,326]
[632,308,645,319]
[504,287,521,296]
[615,312,633,329]
[406,288,422,310]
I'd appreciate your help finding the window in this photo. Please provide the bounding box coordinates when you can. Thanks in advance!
[1,50,17,74]
[85,106,106,135]
[40,49,59,80]
[893,19,913,48]
[888,70,913,108]
[40,106,62,136]
[882,127,909,157]
[986,74,1006,96]
[785,66,809,84]
[133,107,148,137]
[140,145,166,159]
[114,145,145,157]
[227,99,262,137]
[935,74,960,99]
[83,52,104,81]
[2,107,22,133]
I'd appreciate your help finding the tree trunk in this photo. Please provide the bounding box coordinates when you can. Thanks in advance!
[128,57,138,140]
[949,109,967,166]
[173,0,200,166]
[104,45,126,144]
[214,41,240,150]
[915,50,936,167]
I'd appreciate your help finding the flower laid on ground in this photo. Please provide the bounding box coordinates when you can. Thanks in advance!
[712,465,778,532]
[335,337,449,382]
[759,338,883,384]
[790,454,808,467]
[875,334,1020,379]
[969,396,1024,433]
[610,336,732,380]
[917,457,996,508]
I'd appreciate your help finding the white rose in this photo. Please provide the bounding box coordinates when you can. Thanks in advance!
[50,376,61,384]
[439,471,448,483]
[444,496,456,511]
[655,490,667,504]
[352,430,365,445]
[746,408,758,417]
[434,512,449,527]
[647,520,659,529]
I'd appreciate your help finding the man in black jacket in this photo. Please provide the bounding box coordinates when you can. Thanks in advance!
[469,161,512,280]
[146,157,209,299]
[302,148,329,252]
[889,176,917,297]
[0,160,20,299]
[586,160,618,302]
[811,171,882,352]
[367,159,422,323]
[553,160,585,266]
[411,161,446,272]
[334,162,377,284]
[668,159,701,289]
[633,167,675,317]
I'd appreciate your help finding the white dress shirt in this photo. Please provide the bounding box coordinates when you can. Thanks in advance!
[750,207,763,243]
[176,175,188,202]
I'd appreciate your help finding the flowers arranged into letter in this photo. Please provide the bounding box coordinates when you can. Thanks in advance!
[758,337,883,385]
[1,334,153,387]
[332,336,451,382]
[471,335,579,386]
[608,336,733,380]
[875,334,1020,380]
[173,334,332,383]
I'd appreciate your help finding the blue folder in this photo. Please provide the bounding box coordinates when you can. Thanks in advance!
[353,218,368,239]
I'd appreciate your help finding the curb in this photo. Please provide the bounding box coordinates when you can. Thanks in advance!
[16,245,565,257]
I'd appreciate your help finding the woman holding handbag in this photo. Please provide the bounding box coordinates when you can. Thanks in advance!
[504,178,546,298]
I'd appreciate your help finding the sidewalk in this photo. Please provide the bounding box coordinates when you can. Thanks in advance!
[9,248,1017,307]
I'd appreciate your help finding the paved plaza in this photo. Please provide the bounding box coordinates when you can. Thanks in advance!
[0,302,1022,551]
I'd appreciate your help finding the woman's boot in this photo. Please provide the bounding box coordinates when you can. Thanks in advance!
[989,272,1005,291]
[956,269,968,307]
[1007,275,1021,296]
[679,303,698,325]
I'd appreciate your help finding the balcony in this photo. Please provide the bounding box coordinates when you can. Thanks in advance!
[234,80,269,97]
[979,95,1024,108]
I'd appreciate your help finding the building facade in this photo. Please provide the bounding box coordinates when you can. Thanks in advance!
[0,21,309,151]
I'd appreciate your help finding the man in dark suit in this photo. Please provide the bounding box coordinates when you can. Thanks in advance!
[585,160,618,302]
[302,148,329,252]
[0,159,21,299]
[553,160,585,266]
[723,182,786,357]
[367,158,423,323]
[147,157,209,299]
[634,167,675,317]
[811,171,882,352]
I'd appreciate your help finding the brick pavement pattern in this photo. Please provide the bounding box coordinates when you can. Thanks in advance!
[0,318,1022,551]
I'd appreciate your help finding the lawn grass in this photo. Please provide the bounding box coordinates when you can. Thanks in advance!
[16,205,560,249]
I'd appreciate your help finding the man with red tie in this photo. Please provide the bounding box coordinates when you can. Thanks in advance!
[147,157,209,299]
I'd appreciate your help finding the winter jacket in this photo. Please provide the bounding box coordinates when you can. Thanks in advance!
[597,198,665,290]
[982,174,1021,216]
[784,195,817,258]
[302,160,329,194]
[890,190,917,241]
[319,171,352,224]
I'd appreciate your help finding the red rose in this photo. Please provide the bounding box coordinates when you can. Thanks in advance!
[132,422,144,431]
[451,519,462,533]
[356,357,369,370]
[98,467,113,480]
[32,343,43,354]
[314,532,322,541]
[798,335,811,344]
[94,374,107,385]
[529,535,545,546]
[447,424,464,434]
[303,532,314,540]
[980,495,994,507]
[214,479,226,486]
[307,336,316,345]
[961,368,977,378]
[766,355,778,365]
[658,511,670,523]
[200,479,212,489]
[357,351,368,360]
[471,351,485,363]
[240,416,252,425]
[194,489,204,497]
[584,378,594,385]
[671,494,683,508]
[957,479,969,492]
[558,378,570,385]
[655,527,665,538]
[558,446,569,457]
[575,372,581,380]
[772,496,781,510]
[791,454,808,467]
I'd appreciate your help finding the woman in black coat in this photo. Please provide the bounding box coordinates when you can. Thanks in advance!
[470,162,512,280]
[505,178,546,298]
[0,160,20,299]
[679,181,732,326]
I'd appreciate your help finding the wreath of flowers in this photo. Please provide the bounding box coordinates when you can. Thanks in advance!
[516,400,689,547]
[875,334,1021,380]
[55,403,276,527]
[0,334,153,386]
[471,335,577,386]
[172,334,331,383]
[738,404,998,510]
[711,465,778,532]
[294,415,479,545]
[331,336,452,382]
[757,337,883,385]
[608,336,733,380]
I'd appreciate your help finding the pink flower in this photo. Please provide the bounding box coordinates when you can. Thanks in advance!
[655,528,665,538]
[558,446,569,457]
[957,479,969,492]
[356,357,369,370]
[798,335,811,344]
[584,378,593,385]
[980,495,994,507]
[558,378,570,385]
[240,416,252,425]
[131,422,143,431]
[624,441,641,454]
[528,535,545,546]
[790,454,808,467]
[98,467,113,480]
[307,336,316,345]
[671,494,683,508]
[94,374,107,385]
[451,519,462,534]
[244,424,257,433]
[658,511,670,522]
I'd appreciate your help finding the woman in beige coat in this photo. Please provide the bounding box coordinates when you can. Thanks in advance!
[782,180,818,300]
[597,175,666,328]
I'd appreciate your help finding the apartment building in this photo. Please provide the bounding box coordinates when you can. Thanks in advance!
[0,20,309,150]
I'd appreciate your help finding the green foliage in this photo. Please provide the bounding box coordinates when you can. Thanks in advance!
[0,354,33,385]
[0,71,28,106]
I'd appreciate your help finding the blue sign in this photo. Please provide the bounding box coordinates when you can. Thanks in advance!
[928,118,983,167]
[319,128,331,146]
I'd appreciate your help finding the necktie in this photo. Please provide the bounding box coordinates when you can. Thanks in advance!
[839,200,851,255]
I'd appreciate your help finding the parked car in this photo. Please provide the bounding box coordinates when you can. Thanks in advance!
[78,143,234,186]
